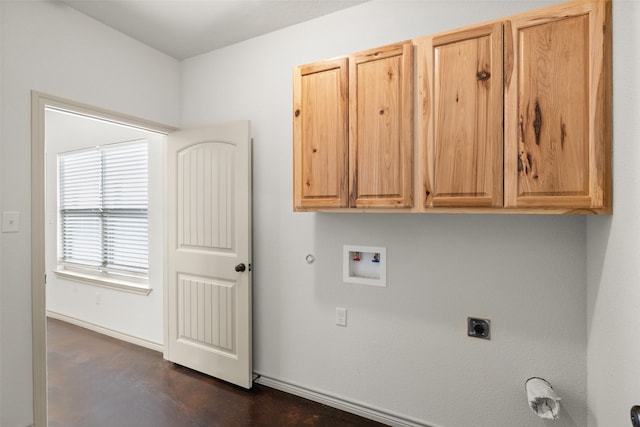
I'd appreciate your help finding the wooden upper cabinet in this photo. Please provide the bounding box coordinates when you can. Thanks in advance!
[349,42,414,208]
[504,0,612,211]
[293,0,611,214]
[293,58,349,210]
[419,22,504,208]
[293,41,414,211]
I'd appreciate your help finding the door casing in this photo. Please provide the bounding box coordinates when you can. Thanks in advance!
[31,91,176,427]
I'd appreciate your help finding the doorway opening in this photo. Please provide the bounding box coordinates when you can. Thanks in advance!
[31,92,175,426]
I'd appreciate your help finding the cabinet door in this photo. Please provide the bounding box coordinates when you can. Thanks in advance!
[504,1,611,211]
[424,22,503,208]
[293,58,349,210]
[349,42,413,208]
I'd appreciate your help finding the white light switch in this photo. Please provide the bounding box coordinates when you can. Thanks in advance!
[2,211,20,233]
[336,307,347,327]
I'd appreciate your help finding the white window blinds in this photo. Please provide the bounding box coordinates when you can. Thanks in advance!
[59,141,149,277]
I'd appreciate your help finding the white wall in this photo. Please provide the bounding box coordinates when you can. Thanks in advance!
[44,109,165,346]
[182,2,587,427]
[0,2,180,426]
[587,2,640,427]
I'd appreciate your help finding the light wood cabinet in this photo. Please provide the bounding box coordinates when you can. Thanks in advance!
[504,0,611,211]
[417,0,611,213]
[348,42,414,208]
[418,22,504,208]
[293,42,413,211]
[293,58,349,209]
[294,0,611,214]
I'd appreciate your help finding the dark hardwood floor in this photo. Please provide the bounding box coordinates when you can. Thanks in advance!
[47,318,387,427]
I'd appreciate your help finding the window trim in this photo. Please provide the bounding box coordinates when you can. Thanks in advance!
[54,268,152,295]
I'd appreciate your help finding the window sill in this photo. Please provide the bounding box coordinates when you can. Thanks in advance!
[54,270,152,295]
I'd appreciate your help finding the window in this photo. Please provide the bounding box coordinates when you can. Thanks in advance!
[57,140,149,289]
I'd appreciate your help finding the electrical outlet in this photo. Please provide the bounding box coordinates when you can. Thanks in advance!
[468,317,490,339]
[336,307,347,326]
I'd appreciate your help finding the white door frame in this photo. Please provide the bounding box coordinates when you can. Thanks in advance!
[30,91,176,427]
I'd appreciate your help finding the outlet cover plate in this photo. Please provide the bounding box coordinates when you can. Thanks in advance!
[336,307,347,326]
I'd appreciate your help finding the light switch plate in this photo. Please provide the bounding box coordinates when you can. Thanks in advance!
[336,307,347,327]
[2,211,20,233]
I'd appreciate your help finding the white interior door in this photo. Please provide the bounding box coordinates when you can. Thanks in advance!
[165,121,252,388]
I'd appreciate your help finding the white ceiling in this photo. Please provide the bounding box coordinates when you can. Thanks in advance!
[59,0,367,60]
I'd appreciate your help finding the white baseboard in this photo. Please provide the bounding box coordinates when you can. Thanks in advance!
[254,374,437,427]
[46,311,164,353]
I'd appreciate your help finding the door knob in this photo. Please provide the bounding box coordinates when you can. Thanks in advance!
[235,263,246,272]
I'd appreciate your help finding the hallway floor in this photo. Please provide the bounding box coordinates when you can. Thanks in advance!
[46,318,387,427]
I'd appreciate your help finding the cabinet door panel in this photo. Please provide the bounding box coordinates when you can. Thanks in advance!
[293,59,349,209]
[349,42,413,208]
[504,1,611,210]
[518,15,589,201]
[428,23,503,207]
